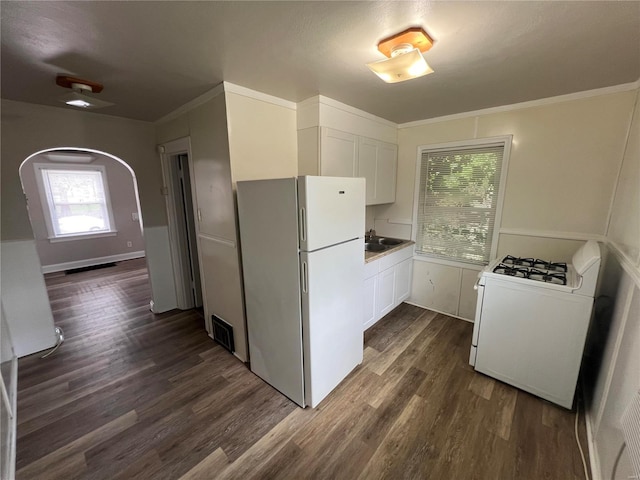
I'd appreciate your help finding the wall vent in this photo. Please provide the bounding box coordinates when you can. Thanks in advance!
[212,315,234,353]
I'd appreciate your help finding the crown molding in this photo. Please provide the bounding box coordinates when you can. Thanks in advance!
[310,95,398,128]
[399,80,640,129]
[154,83,225,125]
[223,82,297,110]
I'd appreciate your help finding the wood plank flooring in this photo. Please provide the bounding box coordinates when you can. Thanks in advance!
[16,258,590,479]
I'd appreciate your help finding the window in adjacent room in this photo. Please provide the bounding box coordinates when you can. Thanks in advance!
[413,136,511,266]
[34,163,116,240]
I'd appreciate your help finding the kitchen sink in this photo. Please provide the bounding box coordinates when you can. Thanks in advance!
[379,238,403,246]
[365,243,387,252]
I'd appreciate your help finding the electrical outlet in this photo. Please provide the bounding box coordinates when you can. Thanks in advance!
[127,241,132,248]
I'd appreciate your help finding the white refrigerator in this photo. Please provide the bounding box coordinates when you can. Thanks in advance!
[237,176,365,408]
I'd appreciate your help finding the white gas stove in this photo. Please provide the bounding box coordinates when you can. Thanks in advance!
[469,240,601,409]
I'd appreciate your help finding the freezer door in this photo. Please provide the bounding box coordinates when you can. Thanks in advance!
[300,239,364,407]
[297,176,365,252]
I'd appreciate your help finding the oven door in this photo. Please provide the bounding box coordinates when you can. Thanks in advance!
[468,272,485,366]
[473,276,593,409]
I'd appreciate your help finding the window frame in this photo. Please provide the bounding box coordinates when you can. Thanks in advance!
[33,163,117,242]
[411,135,512,268]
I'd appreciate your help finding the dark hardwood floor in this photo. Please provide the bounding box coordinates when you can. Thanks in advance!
[16,258,590,479]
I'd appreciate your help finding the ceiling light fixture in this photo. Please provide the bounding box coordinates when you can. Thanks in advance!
[367,27,435,84]
[56,75,114,109]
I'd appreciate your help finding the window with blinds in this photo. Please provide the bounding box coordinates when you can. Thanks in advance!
[415,140,509,265]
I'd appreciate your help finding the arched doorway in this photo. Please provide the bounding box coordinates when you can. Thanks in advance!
[19,148,145,272]
[17,147,149,356]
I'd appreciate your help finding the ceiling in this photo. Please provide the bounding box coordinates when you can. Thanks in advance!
[2,1,639,124]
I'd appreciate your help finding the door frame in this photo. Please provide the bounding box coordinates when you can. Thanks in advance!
[158,137,203,310]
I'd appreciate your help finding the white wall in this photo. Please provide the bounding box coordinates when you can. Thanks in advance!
[156,84,300,363]
[225,88,298,183]
[1,100,170,356]
[157,88,249,361]
[584,87,639,480]
[381,88,637,320]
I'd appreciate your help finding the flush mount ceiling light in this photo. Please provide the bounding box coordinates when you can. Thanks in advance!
[45,149,96,163]
[56,75,114,109]
[367,27,435,84]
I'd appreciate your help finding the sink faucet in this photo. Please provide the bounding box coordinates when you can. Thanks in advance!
[365,229,376,242]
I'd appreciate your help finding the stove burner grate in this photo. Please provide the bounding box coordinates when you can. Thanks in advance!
[527,268,567,285]
[493,264,528,277]
[502,255,535,267]
[532,259,567,273]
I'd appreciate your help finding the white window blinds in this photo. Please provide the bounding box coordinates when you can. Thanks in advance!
[416,143,506,265]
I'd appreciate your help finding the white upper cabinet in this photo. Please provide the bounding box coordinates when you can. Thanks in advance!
[310,127,397,206]
[357,137,397,205]
[319,128,358,177]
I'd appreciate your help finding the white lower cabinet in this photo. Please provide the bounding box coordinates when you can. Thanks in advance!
[363,246,413,331]
[376,267,396,318]
[394,258,412,303]
[363,275,377,328]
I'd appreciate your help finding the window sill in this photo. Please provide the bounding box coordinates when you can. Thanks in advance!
[48,231,118,243]
[412,253,485,271]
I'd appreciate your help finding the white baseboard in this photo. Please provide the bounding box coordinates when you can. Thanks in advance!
[404,301,474,323]
[41,251,146,274]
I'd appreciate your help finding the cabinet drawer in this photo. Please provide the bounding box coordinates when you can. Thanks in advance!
[378,245,413,271]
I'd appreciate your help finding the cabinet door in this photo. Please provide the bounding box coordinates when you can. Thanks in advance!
[320,128,358,177]
[358,138,397,206]
[376,142,397,204]
[363,274,377,330]
[394,258,412,304]
[376,267,396,318]
[358,137,378,204]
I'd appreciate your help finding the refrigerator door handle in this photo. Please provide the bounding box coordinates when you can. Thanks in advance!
[299,208,306,242]
[301,261,308,293]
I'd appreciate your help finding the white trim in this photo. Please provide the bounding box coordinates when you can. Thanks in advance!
[605,89,639,237]
[199,232,236,248]
[155,83,225,124]
[412,255,485,272]
[608,240,640,289]
[41,251,145,274]
[404,301,474,324]
[499,228,606,242]
[159,137,193,310]
[309,95,398,128]
[411,135,512,265]
[399,81,640,129]
[223,82,297,110]
[48,231,117,243]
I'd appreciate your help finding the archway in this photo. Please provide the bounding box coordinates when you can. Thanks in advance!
[19,147,146,273]
[18,147,149,356]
